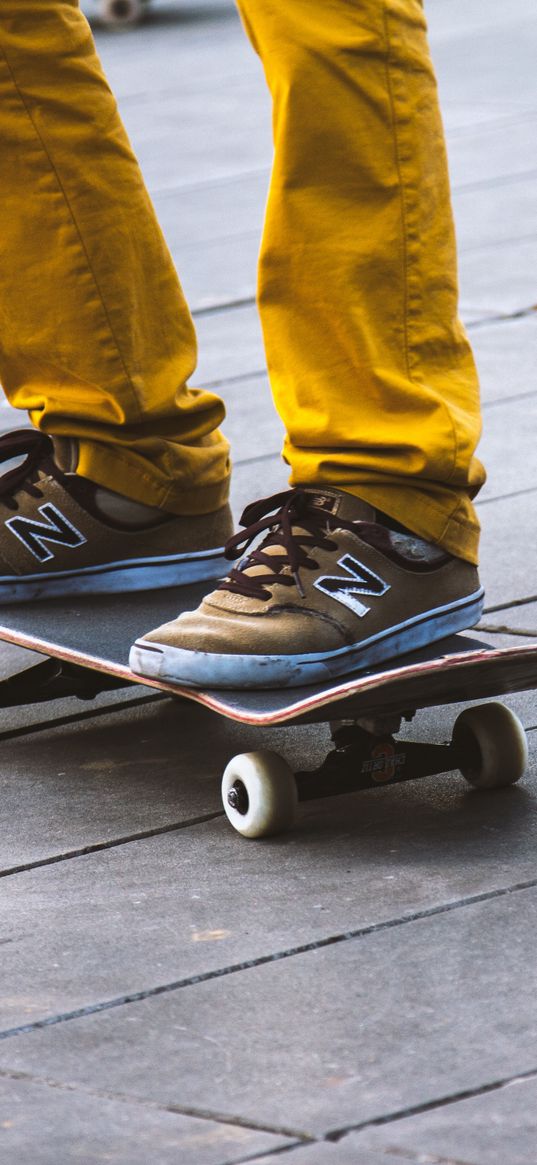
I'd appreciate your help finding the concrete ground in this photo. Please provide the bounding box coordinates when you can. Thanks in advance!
[1,1,537,1161]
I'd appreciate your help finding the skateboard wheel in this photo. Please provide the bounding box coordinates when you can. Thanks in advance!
[221,751,298,838]
[453,702,528,788]
[97,0,145,25]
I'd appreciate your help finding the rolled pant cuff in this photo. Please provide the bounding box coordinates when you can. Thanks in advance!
[76,440,231,517]
[339,484,480,566]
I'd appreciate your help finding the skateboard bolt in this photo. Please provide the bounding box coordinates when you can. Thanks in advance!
[227,780,249,816]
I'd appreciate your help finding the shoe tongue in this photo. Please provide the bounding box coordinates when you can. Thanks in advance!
[301,487,376,524]
[232,488,376,584]
[52,436,79,474]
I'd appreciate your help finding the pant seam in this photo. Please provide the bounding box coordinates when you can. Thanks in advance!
[381,2,460,483]
[0,44,143,426]
[381,1,411,384]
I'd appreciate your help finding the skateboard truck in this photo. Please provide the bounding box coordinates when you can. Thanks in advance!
[0,657,134,707]
[222,703,529,839]
[293,719,469,802]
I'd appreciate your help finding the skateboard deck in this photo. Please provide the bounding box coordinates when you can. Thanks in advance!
[1,587,536,837]
[0,584,536,725]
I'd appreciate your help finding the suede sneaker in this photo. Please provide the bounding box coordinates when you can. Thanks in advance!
[130,486,484,689]
[0,429,233,603]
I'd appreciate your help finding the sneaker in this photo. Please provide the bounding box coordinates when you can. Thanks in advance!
[0,429,233,603]
[129,486,484,689]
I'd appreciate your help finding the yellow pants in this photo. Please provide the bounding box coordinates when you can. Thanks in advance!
[0,0,485,563]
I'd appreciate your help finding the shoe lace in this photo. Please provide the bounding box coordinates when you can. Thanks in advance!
[0,430,52,511]
[222,488,358,601]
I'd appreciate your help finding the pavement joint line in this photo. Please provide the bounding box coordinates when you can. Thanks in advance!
[192,296,255,318]
[460,231,537,256]
[325,1063,537,1143]
[477,484,537,507]
[478,623,537,637]
[0,810,224,881]
[2,878,537,1043]
[465,306,537,331]
[151,165,271,199]
[236,452,281,468]
[445,107,537,141]
[116,72,262,110]
[0,1066,312,1146]
[222,1142,307,1165]
[199,369,267,390]
[180,227,261,254]
[482,390,537,409]
[483,593,537,614]
[0,692,166,745]
[368,1150,478,1165]
[453,167,537,195]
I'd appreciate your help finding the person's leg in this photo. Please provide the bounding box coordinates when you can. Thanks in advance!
[132,0,485,688]
[0,0,229,515]
[237,0,484,566]
[0,0,232,601]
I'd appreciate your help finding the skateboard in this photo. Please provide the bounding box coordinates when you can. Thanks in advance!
[1,585,536,839]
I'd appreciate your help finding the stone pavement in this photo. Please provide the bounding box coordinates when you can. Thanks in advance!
[1,1,537,1161]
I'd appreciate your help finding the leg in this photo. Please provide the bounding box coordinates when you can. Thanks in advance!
[0,1,233,601]
[132,0,487,688]
[0,0,229,516]
[237,0,484,564]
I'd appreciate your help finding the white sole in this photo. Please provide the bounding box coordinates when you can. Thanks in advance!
[0,550,228,604]
[129,589,485,690]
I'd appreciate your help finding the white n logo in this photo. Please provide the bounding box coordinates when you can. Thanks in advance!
[314,554,390,617]
[6,504,87,564]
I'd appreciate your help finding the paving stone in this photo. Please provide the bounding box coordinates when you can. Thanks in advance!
[429,1,537,119]
[91,2,257,103]
[0,681,338,870]
[2,891,536,1137]
[219,373,283,463]
[350,1074,537,1165]
[472,315,537,404]
[231,454,288,516]
[152,170,267,245]
[0,1071,289,1165]
[477,492,537,607]
[454,173,537,255]
[170,229,259,312]
[248,1144,410,1165]
[0,642,147,737]
[196,303,265,385]
[459,238,537,317]
[448,116,537,189]
[478,598,537,641]
[427,0,537,40]
[477,390,537,501]
[0,697,227,868]
[0,640,43,682]
[123,81,271,196]
[1,719,535,1028]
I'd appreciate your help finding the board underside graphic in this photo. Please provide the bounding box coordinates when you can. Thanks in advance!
[1,586,537,726]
